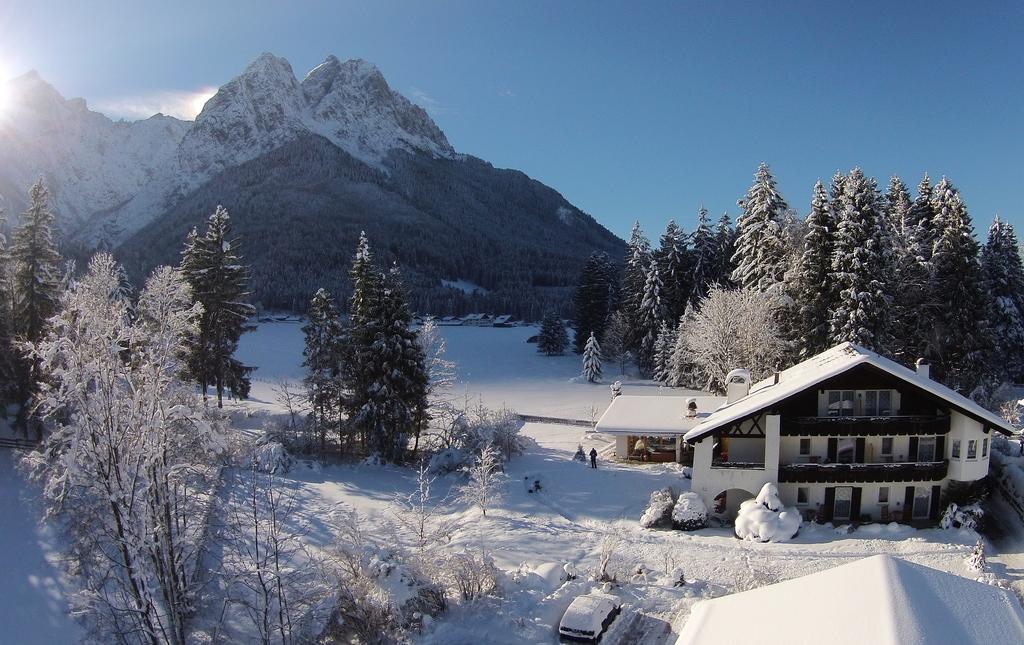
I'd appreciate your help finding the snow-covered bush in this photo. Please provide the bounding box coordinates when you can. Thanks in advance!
[248,440,293,474]
[425,401,525,466]
[438,550,501,602]
[966,539,988,572]
[672,491,708,531]
[640,488,676,529]
[939,502,984,531]
[427,446,468,475]
[734,483,802,542]
[321,577,399,644]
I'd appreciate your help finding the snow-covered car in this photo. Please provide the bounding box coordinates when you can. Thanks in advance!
[558,593,622,643]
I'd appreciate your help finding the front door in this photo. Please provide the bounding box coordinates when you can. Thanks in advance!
[912,486,932,520]
[833,486,853,522]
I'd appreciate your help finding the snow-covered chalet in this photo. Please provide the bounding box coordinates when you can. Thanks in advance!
[596,342,1013,524]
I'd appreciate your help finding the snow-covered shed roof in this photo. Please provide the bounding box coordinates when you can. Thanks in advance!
[684,342,1015,443]
[595,394,726,436]
[676,554,1024,645]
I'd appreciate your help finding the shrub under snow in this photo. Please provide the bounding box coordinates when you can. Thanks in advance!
[640,488,676,529]
[249,440,293,474]
[939,502,984,531]
[672,492,708,531]
[734,483,802,542]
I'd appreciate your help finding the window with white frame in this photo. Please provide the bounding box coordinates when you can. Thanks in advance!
[967,439,977,460]
[797,487,809,505]
[837,437,856,464]
[881,437,894,461]
[917,437,936,462]
[799,438,811,456]
[983,438,989,457]
[827,390,856,417]
[952,439,961,459]
[878,486,889,504]
[863,390,894,416]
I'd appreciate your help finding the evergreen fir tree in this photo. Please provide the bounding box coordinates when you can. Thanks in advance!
[884,175,913,238]
[10,179,61,345]
[303,288,345,450]
[981,216,1024,382]
[601,310,630,375]
[655,220,691,322]
[688,206,716,308]
[890,174,938,363]
[667,309,700,388]
[795,180,835,358]
[538,312,568,356]
[0,211,12,402]
[621,221,652,353]
[929,178,994,392]
[713,213,736,287]
[341,233,383,453]
[582,332,603,383]
[827,169,892,352]
[179,205,255,407]
[572,252,615,354]
[10,180,62,429]
[636,262,667,376]
[352,266,428,463]
[732,162,790,294]
[652,321,677,383]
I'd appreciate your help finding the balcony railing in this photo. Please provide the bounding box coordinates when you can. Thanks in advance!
[710,461,766,470]
[778,460,948,484]
[780,415,949,437]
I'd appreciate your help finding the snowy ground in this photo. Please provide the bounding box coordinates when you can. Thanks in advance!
[0,425,80,645]
[4,322,1024,643]
[235,322,692,419]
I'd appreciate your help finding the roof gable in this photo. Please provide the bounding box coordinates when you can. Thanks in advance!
[683,343,1015,442]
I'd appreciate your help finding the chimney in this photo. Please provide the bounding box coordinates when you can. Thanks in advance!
[915,358,930,380]
[725,368,752,404]
[685,397,698,418]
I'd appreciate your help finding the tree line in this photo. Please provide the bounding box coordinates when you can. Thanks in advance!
[574,163,1024,398]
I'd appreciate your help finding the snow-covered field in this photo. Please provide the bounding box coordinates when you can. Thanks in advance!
[4,322,1024,643]
[236,322,691,419]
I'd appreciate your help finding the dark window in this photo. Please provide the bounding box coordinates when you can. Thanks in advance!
[799,438,811,455]
[797,487,809,504]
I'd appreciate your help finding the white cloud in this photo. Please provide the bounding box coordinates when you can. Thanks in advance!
[93,86,218,121]
[409,87,455,116]
[497,88,516,98]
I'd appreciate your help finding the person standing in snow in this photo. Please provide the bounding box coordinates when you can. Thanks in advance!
[589,447,598,469]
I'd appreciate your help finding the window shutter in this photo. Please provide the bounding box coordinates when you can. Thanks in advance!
[903,486,914,519]
[935,436,945,460]
[930,485,941,519]
[851,487,862,521]
[855,438,866,463]
[908,437,919,462]
[823,487,835,522]
[827,438,838,463]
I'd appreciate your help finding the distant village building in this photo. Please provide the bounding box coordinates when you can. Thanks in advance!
[596,343,1013,524]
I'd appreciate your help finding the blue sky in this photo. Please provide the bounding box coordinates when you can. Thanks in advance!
[1,0,1021,240]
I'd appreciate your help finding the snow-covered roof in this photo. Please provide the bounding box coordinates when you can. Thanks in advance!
[684,342,1015,442]
[676,554,1024,645]
[595,394,726,436]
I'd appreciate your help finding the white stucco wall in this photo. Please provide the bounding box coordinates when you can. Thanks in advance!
[945,410,990,481]
[690,415,780,516]
[777,480,947,522]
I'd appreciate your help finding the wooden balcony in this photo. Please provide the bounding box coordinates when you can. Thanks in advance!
[779,415,950,437]
[778,460,948,484]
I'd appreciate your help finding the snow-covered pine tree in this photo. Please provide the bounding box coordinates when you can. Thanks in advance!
[303,288,345,450]
[884,175,913,239]
[688,206,717,308]
[732,163,790,294]
[353,266,429,463]
[827,169,893,352]
[652,321,678,383]
[180,205,255,407]
[582,332,603,383]
[621,222,652,353]
[636,262,667,376]
[656,220,691,322]
[572,251,615,354]
[10,180,61,345]
[713,212,736,287]
[981,216,1024,382]
[0,210,13,402]
[795,180,834,358]
[538,312,569,356]
[667,309,700,388]
[889,174,938,363]
[929,178,994,392]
